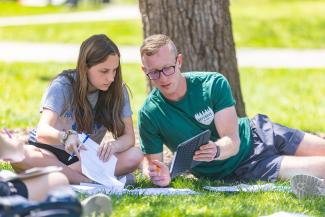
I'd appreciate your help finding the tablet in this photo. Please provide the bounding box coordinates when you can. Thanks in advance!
[169,130,211,179]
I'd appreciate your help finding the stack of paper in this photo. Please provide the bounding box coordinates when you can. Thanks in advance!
[71,182,198,196]
[204,184,291,193]
[78,133,125,191]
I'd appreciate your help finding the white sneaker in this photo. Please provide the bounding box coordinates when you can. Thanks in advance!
[82,193,112,217]
[291,174,325,198]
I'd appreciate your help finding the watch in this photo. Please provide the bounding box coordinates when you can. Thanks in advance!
[60,130,68,145]
[60,130,77,145]
[214,145,221,160]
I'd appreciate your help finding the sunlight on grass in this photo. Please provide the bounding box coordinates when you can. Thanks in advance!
[240,68,325,132]
[231,0,325,48]
[0,20,142,46]
[0,62,146,129]
[0,1,101,17]
[1,62,324,133]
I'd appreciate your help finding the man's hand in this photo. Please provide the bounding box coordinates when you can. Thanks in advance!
[148,160,171,187]
[193,141,218,162]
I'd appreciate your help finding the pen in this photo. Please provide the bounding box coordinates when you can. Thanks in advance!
[155,165,161,176]
[68,134,89,161]
[3,128,12,139]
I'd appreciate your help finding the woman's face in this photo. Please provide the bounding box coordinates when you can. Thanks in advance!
[87,54,119,93]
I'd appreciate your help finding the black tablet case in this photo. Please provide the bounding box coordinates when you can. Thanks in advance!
[170,130,211,178]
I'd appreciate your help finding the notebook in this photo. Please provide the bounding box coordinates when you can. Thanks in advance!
[169,130,211,178]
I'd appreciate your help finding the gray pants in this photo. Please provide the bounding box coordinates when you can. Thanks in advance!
[228,114,305,182]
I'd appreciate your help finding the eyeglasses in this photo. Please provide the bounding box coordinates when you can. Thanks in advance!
[146,58,178,80]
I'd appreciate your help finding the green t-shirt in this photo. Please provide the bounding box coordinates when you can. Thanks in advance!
[138,72,252,179]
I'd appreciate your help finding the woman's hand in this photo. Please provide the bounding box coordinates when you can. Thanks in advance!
[148,160,171,187]
[64,133,81,159]
[97,141,117,162]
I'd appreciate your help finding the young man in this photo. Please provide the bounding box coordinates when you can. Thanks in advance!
[138,34,325,187]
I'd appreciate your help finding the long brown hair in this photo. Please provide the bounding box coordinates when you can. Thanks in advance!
[60,34,125,138]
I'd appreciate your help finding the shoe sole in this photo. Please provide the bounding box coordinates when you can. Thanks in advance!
[291,174,325,198]
[82,193,112,217]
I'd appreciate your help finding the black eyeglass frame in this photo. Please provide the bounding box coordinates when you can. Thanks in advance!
[145,57,178,80]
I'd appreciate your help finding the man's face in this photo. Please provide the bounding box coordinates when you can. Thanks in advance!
[142,45,183,99]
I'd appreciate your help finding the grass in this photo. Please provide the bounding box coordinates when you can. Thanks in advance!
[1,63,325,216]
[0,20,142,46]
[1,62,324,132]
[89,177,325,217]
[0,1,101,17]
[231,0,325,48]
[0,0,324,48]
[0,62,146,129]
[240,67,325,133]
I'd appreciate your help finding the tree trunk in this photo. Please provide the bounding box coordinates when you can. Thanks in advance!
[139,0,246,117]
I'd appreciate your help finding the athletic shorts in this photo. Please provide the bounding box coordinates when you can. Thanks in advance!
[228,113,305,182]
[28,141,79,166]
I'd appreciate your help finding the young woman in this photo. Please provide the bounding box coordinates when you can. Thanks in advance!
[11,34,143,184]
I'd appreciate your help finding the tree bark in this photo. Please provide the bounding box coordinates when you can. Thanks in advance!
[139,0,246,117]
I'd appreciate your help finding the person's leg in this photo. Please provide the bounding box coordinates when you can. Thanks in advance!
[114,147,143,177]
[23,172,69,201]
[278,156,325,179]
[0,134,24,162]
[294,133,325,156]
[11,145,89,184]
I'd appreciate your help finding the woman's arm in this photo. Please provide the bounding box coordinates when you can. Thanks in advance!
[36,108,65,145]
[97,116,135,161]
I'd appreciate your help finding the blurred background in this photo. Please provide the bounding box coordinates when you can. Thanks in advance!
[0,0,324,134]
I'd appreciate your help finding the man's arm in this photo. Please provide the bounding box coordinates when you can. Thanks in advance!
[194,106,240,161]
[144,153,171,187]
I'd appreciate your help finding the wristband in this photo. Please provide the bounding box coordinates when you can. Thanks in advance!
[214,145,220,160]
[63,130,77,147]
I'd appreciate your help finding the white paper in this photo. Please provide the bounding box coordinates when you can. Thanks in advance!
[71,183,199,196]
[126,188,199,196]
[204,184,291,193]
[78,133,124,190]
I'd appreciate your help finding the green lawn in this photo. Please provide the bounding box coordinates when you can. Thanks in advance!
[1,62,325,133]
[0,20,142,46]
[0,1,101,17]
[1,63,325,216]
[0,62,146,129]
[231,0,325,48]
[0,0,324,48]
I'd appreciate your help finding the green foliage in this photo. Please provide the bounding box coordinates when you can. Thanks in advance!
[0,20,142,46]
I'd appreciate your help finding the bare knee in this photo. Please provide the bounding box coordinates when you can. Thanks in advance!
[47,172,69,186]
[126,147,144,169]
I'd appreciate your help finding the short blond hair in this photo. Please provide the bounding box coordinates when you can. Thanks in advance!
[140,34,178,57]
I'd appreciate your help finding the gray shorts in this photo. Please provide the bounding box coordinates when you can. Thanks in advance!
[228,114,305,182]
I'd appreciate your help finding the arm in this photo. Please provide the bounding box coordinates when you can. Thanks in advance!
[145,153,171,187]
[36,108,80,157]
[194,106,240,161]
[36,109,65,145]
[97,117,135,161]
